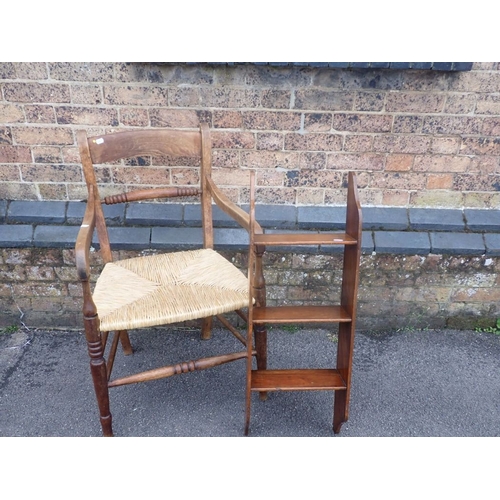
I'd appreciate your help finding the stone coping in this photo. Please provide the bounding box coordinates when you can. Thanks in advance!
[1,200,499,256]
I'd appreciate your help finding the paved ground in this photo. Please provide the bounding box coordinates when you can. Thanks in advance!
[1,324,499,437]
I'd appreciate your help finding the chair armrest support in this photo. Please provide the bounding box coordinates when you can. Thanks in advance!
[75,190,96,282]
[206,177,263,235]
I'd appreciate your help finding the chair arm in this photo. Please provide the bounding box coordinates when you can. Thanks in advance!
[75,194,96,282]
[206,177,263,234]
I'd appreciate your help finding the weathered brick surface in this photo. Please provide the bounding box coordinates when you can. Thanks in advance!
[1,62,500,211]
[1,247,498,331]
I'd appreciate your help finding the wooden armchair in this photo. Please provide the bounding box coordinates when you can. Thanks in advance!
[75,124,267,436]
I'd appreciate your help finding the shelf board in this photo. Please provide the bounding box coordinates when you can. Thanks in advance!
[252,305,352,324]
[251,369,347,391]
[254,233,357,246]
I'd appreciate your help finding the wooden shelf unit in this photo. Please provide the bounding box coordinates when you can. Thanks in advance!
[244,171,362,435]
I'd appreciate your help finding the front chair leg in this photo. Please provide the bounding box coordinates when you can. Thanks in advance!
[82,284,113,437]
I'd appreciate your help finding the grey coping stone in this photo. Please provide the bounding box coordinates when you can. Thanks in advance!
[214,228,249,250]
[254,204,297,229]
[152,227,249,251]
[183,204,243,228]
[66,201,126,226]
[362,207,408,230]
[151,227,204,250]
[361,231,375,253]
[125,203,183,226]
[409,208,465,231]
[8,201,67,224]
[0,225,33,247]
[464,209,500,232]
[374,231,431,255]
[485,234,500,256]
[297,206,346,229]
[93,227,151,250]
[430,232,485,255]
[0,200,7,223]
[34,225,80,248]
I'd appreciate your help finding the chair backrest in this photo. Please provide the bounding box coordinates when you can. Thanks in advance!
[77,124,215,263]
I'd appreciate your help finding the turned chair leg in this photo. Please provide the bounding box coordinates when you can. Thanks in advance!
[83,292,113,437]
[201,316,213,340]
[118,330,133,355]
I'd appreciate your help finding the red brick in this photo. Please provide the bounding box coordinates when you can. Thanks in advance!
[422,116,482,135]
[70,84,103,105]
[460,137,500,155]
[285,132,342,151]
[386,154,413,171]
[21,164,82,182]
[240,150,300,169]
[242,111,301,131]
[256,132,284,151]
[171,168,200,186]
[261,89,292,109]
[333,113,392,133]
[3,83,70,103]
[0,104,24,123]
[49,62,114,82]
[212,110,243,129]
[386,92,445,112]
[32,147,62,163]
[150,108,211,128]
[299,152,327,169]
[25,105,56,124]
[453,174,500,192]
[104,85,168,106]
[370,172,426,190]
[344,135,373,152]
[298,169,343,188]
[212,168,250,186]
[448,71,500,93]
[353,92,385,111]
[212,150,240,168]
[200,87,260,108]
[373,135,431,154]
[12,62,48,79]
[392,116,423,133]
[444,94,476,114]
[119,108,150,127]
[111,166,169,185]
[294,89,354,111]
[326,153,385,171]
[430,137,460,154]
[413,155,470,172]
[304,113,332,132]
[211,131,255,149]
[12,126,73,146]
[0,146,31,163]
[56,106,118,126]
[482,117,500,136]
[427,174,454,189]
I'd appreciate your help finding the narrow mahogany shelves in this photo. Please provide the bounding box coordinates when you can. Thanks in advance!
[251,369,346,391]
[252,305,352,324]
[254,233,357,246]
[245,171,362,435]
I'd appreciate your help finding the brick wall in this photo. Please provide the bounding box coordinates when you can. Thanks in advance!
[1,62,500,208]
[2,62,500,332]
[1,247,499,332]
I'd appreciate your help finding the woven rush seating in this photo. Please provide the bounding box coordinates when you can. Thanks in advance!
[93,249,249,332]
